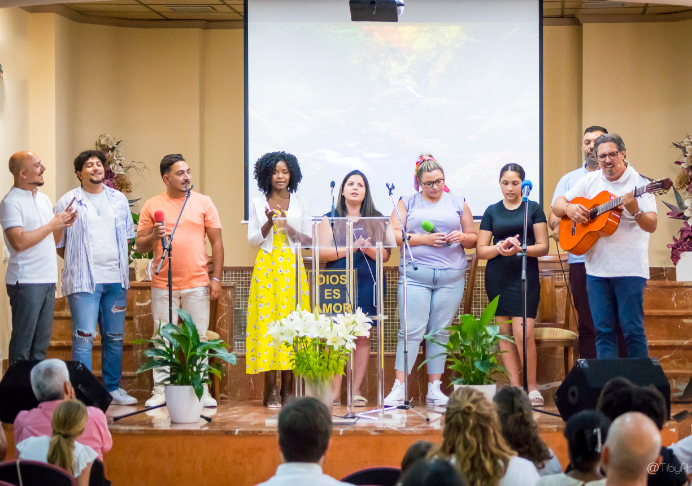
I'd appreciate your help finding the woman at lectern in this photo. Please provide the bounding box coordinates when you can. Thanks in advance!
[247,151,311,408]
[318,170,391,407]
[476,163,548,406]
[384,155,477,407]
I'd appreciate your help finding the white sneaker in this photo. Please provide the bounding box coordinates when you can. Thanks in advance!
[384,379,405,407]
[202,384,217,408]
[145,386,166,407]
[109,388,138,405]
[426,380,449,406]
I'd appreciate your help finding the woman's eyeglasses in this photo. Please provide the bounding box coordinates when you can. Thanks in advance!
[421,178,445,188]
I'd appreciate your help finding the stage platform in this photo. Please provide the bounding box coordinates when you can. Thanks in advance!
[5,400,692,486]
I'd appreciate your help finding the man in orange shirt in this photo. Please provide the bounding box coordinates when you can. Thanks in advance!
[136,154,224,407]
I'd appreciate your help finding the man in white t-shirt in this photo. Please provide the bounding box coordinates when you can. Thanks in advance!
[549,126,628,360]
[553,134,657,359]
[0,152,75,363]
[54,150,137,405]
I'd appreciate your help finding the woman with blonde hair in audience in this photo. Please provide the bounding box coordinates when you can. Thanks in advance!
[494,386,563,475]
[432,387,540,486]
[16,399,97,486]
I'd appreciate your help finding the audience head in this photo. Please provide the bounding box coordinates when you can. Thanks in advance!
[401,458,468,486]
[278,397,332,463]
[160,154,191,194]
[401,440,435,475]
[73,150,107,184]
[493,386,551,469]
[254,151,302,195]
[30,359,74,403]
[48,399,88,476]
[597,377,667,430]
[435,387,514,486]
[8,151,45,188]
[564,410,611,473]
[601,412,661,484]
[414,154,447,195]
[582,126,608,166]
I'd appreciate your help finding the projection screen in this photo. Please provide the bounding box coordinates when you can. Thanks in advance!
[246,0,541,219]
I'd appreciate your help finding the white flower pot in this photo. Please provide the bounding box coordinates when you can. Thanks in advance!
[454,383,497,401]
[677,252,692,281]
[165,385,203,423]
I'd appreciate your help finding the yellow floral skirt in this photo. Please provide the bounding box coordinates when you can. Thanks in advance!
[246,232,310,374]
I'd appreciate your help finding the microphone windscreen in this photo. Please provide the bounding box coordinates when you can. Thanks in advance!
[154,210,165,223]
[521,180,533,191]
[330,181,335,188]
[421,220,435,232]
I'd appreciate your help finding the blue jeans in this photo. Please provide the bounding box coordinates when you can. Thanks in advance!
[395,262,465,375]
[586,275,648,359]
[68,283,128,392]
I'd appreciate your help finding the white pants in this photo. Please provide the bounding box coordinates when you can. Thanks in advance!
[151,286,210,386]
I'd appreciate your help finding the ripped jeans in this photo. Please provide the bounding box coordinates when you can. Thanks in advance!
[67,283,128,392]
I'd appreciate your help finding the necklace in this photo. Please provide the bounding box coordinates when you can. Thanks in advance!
[83,188,105,216]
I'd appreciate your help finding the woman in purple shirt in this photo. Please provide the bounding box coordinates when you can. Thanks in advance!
[385,155,477,407]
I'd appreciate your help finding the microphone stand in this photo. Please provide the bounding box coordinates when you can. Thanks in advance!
[156,184,194,325]
[387,184,428,422]
[519,189,530,394]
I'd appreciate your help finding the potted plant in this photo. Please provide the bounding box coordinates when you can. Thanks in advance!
[135,309,237,423]
[662,135,692,280]
[420,296,513,400]
[267,307,371,412]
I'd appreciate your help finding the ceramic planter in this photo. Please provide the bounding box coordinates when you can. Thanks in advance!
[165,385,203,423]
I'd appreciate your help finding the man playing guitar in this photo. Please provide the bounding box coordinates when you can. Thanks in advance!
[553,133,657,359]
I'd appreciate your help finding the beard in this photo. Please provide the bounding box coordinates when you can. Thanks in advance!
[29,181,44,187]
[585,154,599,169]
[89,175,104,184]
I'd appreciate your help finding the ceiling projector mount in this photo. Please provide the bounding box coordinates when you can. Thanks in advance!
[349,0,405,22]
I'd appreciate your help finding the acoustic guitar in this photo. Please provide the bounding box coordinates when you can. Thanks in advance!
[558,178,673,255]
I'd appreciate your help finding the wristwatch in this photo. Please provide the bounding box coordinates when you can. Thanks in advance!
[633,210,643,221]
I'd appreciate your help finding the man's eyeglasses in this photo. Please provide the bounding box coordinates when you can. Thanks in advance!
[597,151,621,162]
[421,178,445,188]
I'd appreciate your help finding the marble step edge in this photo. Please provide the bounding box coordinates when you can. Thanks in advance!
[645,310,692,317]
[649,340,692,347]
[49,341,135,348]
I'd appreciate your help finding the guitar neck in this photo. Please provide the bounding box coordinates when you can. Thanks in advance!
[595,184,649,216]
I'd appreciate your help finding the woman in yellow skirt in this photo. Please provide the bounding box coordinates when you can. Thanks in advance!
[247,151,311,408]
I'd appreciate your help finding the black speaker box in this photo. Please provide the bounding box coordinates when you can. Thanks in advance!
[0,360,112,424]
[554,358,670,422]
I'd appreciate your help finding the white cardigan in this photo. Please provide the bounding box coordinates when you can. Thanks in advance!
[248,194,312,253]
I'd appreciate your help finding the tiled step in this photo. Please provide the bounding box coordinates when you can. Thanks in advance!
[46,343,137,373]
[51,314,136,342]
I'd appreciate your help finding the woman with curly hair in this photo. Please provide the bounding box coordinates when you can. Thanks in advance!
[433,387,540,486]
[247,151,311,408]
[493,387,562,476]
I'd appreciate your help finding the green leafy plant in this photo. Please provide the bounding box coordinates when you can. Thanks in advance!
[134,309,237,400]
[420,296,514,386]
[128,211,153,264]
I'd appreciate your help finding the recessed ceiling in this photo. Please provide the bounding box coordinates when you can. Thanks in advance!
[23,0,692,24]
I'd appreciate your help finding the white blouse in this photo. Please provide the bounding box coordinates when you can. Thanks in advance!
[16,435,98,478]
[248,194,312,253]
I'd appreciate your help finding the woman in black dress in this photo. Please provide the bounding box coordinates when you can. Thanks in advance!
[477,164,549,404]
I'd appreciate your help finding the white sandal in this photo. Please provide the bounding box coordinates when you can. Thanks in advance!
[528,390,544,407]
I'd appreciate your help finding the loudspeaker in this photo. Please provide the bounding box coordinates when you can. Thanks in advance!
[554,358,670,422]
[0,360,112,424]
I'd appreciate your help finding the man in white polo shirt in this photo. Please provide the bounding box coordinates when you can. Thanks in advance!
[0,151,76,362]
[553,134,657,359]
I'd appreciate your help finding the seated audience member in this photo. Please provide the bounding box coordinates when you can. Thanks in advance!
[401,440,435,476]
[0,426,7,460]
[597,378,685,486]
[255,397,348,486]
[16,400,98,486]
[494,387,563,476]
[14,359,112,461]
[401,458,467,486]
[433,387,540,486]
[600,412,662,486]
[537,410,610,486]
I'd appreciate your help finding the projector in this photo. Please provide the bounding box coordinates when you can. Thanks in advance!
[349,0,404,22]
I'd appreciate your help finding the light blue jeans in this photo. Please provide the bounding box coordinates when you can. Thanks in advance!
[395,262,465,375]
[68,283,128,392]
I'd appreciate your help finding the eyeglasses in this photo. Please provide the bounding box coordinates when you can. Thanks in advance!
[597,151,621,162]
[421,178,445,188]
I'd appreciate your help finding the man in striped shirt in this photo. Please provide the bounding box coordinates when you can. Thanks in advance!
[54,150,137,405]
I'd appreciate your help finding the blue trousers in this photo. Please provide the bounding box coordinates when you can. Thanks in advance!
[68,283,128,392]
[586,275,648,359]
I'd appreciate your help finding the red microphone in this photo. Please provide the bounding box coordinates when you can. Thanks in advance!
[154,210,167,249]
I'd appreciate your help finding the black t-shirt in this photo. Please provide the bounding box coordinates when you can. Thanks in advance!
[479,200,546,246]
[650,446,687,486]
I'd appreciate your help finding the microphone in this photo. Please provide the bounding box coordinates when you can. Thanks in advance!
[421,220,452,247]
[154,210,167,249]
[186,183,194,194]
[521,180,533,201]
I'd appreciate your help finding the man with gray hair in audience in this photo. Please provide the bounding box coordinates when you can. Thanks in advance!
[13,359,112,461]
[600,412,662,486]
